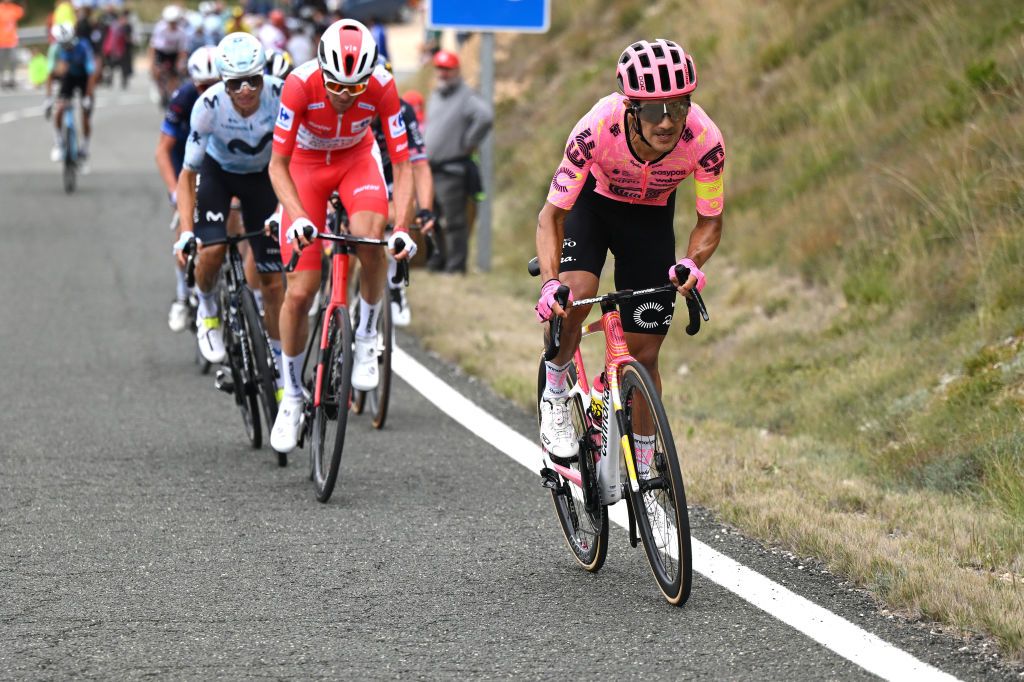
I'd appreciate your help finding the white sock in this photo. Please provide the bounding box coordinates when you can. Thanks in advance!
[282,351,305,400]
[253,288,264,311]
[357,296,381,339]
[542,360,572,400]
[174,266,188,302]
[197,288,218,319]
[633,434,656,476]
[270,338,283,390]
[80,136,89,153]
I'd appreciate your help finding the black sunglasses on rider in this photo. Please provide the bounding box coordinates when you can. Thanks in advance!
[632,97,691,124]
[224,74,264,93]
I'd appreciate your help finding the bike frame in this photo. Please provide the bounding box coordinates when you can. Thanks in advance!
[547,299,641,506]
[313,242,352,408]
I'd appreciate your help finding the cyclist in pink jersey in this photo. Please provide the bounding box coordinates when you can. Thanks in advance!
[535,39,725,461]
[267,18,417,455]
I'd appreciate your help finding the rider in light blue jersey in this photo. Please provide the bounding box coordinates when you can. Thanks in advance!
[173,33,285,371]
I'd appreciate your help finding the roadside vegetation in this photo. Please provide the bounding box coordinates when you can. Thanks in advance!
[408,0,1024,658]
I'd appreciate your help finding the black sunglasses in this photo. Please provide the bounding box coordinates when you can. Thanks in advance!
[632,98,691,124]
[224,74,264,93]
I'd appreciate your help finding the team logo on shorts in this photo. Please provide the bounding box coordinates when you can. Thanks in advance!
[633,301,665,330]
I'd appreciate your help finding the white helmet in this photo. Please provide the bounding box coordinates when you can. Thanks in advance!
[51,22,76,45]
[161,5,183,23]
[215,32,266,79]
[264,49,293,79]
[317,19,377,84]
[187,46,220,84]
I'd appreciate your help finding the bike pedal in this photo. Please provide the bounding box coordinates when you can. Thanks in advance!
[539,467,561,490]
[214,369,234,394]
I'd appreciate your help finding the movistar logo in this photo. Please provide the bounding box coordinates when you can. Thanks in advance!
[226,133,274,156]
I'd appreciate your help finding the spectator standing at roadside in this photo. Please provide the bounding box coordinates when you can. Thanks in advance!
[423,49,492,274]
[0,0,24,89]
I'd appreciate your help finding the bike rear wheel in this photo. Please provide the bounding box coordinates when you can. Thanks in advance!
[620,361,692,606]
[223,302,261,449]
[310,307,353,503]
[351,285,393,429]
[240,288,281,463]
[537,358,608,572]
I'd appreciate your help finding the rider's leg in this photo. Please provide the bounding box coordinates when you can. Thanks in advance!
[193,243,227,312]
[348,209,387,337]
[52,98,67,155]
[80,98,92,156]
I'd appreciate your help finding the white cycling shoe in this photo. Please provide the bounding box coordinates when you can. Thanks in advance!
[50,144,64,163]
[271,395,303,453]
[540,396,579,461]
[196,315,226,363]
[389,287,410,327]
[351,336,379,391]
[168,300,189,332]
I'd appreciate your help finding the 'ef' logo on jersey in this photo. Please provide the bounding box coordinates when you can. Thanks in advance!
[565,129,595,169]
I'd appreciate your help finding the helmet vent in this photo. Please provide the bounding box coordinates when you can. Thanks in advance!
[638,52,650,68]
[626,66,638,91]
[357,53,367,76]
[643,73,654,92]
[658,64,670,92]
[685,57,695,86]
[651,44,664,59]
[344,54,354,74]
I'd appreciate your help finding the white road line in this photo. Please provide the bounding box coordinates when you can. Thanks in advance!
[392,346,960,682]
[0,94,150,125]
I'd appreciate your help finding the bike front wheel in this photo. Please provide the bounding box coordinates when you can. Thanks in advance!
[536,358,608,572]
[223,304,261,449]
[620,361,692,606]
[310,307,353,503]
[62,124,76,194]
[241,288,280,462]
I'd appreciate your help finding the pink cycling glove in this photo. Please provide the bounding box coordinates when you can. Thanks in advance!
[669,258,706,293]
[536,278,573,322]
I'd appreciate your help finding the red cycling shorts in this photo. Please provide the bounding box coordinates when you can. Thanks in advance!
[279,145,389,272]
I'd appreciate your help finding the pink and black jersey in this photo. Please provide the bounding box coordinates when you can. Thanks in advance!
[546,94,725,216]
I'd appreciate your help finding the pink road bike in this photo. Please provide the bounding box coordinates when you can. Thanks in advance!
[530,259,708,605]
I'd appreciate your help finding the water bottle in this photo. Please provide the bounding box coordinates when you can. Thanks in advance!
[589,373,606,449]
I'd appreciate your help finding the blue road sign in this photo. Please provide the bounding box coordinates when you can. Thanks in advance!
[428,0,550,33]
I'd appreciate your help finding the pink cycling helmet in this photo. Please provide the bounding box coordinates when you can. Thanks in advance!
[616,39,697,100]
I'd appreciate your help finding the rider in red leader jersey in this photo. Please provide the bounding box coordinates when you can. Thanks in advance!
[268,18,417,455]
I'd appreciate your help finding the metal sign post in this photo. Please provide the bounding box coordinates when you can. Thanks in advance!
[427,0,550,272]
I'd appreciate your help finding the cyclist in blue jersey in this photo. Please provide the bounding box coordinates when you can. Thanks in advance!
[156,45,220,333]
[172,33,284,369]
[45,23,96,163]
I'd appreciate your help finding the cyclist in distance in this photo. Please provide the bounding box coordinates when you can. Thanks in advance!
[535,39,725,461]
[45,22,96,163]
[156,45,220,332]
[267,18,418,455]
[149,5,188,106]
[172,32,285,367]
[371,57,436,327]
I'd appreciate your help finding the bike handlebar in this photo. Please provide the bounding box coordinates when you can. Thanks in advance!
[528,257,710,360]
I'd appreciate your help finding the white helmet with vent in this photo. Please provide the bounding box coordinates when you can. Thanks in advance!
[317,19,377,84]
[215,32,266,79]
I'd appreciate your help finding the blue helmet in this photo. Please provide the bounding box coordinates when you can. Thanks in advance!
[215,32,265,80]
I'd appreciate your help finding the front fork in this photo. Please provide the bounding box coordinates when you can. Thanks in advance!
[594,367,641,505]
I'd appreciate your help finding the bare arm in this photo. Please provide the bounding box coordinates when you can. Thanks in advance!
[390,158,414,232]
[268,152,308,224]
[684,212,723,268]
[411,160,435,232]
[175,167,197,235]
[536,201,569,283]
[154,134,178,195]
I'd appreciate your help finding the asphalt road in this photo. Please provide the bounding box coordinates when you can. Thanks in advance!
[0,81,1018,680]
